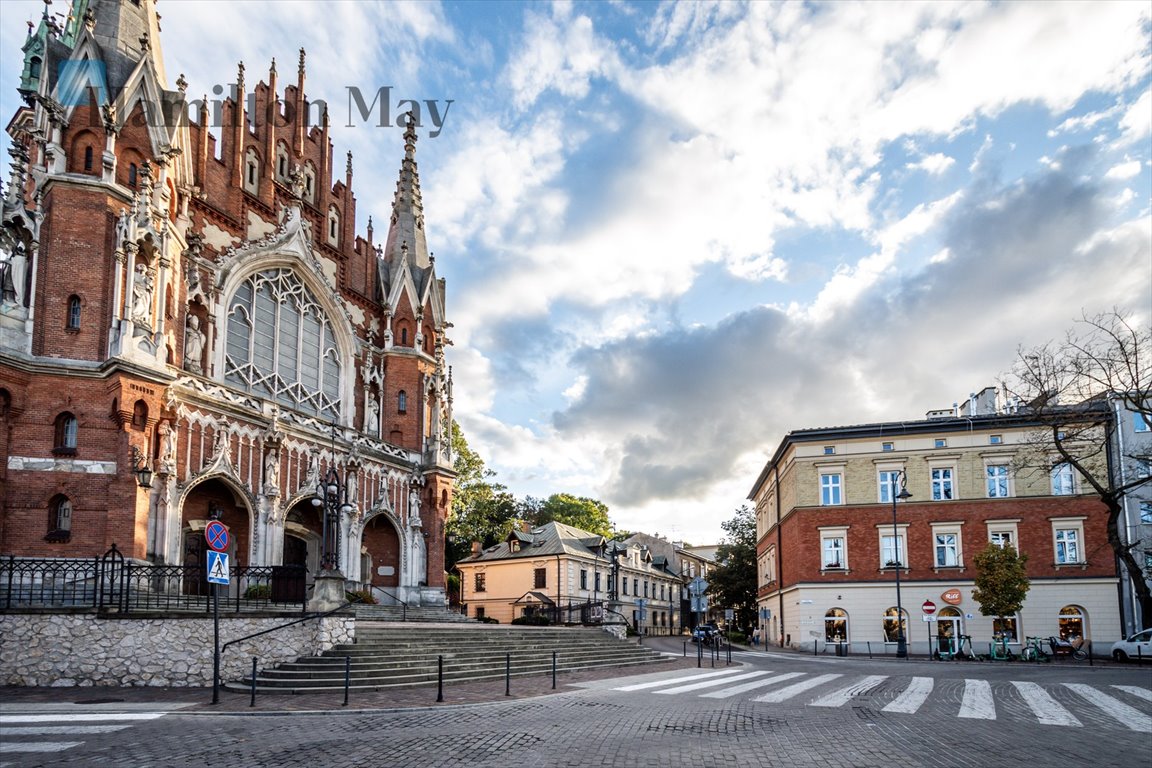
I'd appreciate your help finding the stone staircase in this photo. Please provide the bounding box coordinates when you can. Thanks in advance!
[351,604,475,623]
[225,622,672,694]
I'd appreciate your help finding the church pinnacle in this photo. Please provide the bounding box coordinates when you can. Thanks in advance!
[383,113,429,269]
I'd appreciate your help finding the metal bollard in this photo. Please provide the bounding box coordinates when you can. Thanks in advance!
[552,651,557,690]
[867,641,872,660]
[437,655,444,702]
[505,653,511,696]
[814,639,818,656]
[343,655,350,707]
[697,639,702,668]
[249,656,257,708]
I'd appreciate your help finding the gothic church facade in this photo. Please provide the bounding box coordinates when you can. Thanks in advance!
[0,0,456,606]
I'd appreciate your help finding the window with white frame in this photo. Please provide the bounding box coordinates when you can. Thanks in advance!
[762,547,777,584]
[878,469,904,504]
[932,523,963,568]
[882,442,894,452]
[993,615,1019,643]
[986,520,1020,551]
[820,472,843,506]
[822,538,844,569]
[1051,462,1075,495]
[1140,501,1152,525]
[986,463,1010,498]
[1134,413,1152,432]
[931,467,954,500]
[989,434,1002,445]
[878,524,907,568]
[1052,518,1086,565]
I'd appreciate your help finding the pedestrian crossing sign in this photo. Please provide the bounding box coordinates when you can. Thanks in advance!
[206,550,230,585]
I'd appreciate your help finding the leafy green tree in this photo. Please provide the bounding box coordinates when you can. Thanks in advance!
[708,505,757,632]
[526,493,613,537]
[972,543,1031,630]
[446,422,517,567]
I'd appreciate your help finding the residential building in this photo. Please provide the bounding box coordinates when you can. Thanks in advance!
[749,389,1120,654]
[0,0,455,606]
[1110,395,1152,634]
[456,522,684,633]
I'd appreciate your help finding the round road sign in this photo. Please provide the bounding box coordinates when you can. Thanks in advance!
[205,521,230,552]
[922,600,937,615]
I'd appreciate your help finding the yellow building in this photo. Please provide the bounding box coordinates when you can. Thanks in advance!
[456,522,684,633]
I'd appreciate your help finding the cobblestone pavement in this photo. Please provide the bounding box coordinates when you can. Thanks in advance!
[2,639,1150,768]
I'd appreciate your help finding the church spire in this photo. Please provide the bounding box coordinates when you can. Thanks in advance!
[383,113,429,269]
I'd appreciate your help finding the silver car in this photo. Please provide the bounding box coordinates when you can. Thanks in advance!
[1110,628,1152,661]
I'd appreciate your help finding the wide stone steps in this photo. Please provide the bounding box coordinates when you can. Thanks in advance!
[352,604,475,623]
[224,623,671,694]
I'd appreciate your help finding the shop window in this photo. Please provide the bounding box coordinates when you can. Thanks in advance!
[824,608,848,643]
[1058,605,1087,641]
[882,607,907,644]
[993,615,1019,643]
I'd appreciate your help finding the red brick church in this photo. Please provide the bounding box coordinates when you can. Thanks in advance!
[0,0,456,606]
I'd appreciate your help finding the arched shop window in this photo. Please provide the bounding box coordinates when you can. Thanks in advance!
[882,607,907,644]
[225,268,342,419]
[824,608,848,643]
[1058,605,1087,641]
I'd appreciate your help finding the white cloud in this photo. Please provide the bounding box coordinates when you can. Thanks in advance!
[1105,159,1143,180]
[907,153,956,175]
[1118,88,1152,144]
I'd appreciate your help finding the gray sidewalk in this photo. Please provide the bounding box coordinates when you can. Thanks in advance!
[0,637,717,715]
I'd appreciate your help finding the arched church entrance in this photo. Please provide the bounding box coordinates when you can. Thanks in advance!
[362,515,401,602]
[180,478,250,596]
[282,500,324,577]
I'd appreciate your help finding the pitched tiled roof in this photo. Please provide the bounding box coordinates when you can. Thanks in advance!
[457,521,608,563]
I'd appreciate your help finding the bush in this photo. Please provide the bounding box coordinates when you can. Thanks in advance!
[728,631,747,645]
[511,615,551,626]
[476,616,500,623]
[345,589,378,605]
[243,584,271,600]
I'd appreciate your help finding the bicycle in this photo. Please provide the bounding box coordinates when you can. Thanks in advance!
[1048,636,1088,661]
[1021,636,1051,662]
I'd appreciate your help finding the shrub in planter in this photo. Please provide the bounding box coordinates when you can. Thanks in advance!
[345,589,378,604]
[243,584,272,599]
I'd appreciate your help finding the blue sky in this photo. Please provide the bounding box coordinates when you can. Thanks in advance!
[2,1,1149,544]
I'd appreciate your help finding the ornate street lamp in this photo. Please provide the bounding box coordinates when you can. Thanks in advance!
[891,469,913,658]
[311,464,351,573]
[131,446,153,488]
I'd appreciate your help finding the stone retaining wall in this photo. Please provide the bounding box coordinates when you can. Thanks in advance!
[0,611,355,687]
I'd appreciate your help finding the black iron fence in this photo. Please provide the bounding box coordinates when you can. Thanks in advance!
[1,545,308,613]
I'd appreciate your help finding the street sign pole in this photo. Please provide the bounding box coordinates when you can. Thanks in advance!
[212,582,220,704]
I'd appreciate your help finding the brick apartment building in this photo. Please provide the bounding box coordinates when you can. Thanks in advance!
[749,388,1121,654]
[0,0,455,606]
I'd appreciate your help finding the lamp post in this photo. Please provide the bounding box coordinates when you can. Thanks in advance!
[311,465,350,574]
[891,469,913,658]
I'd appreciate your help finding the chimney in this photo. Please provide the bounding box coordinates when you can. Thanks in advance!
[471,541,481,556]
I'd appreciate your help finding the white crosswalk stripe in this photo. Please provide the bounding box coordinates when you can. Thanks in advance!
[753,673,842,703]
[654,671,772,695]
[605,670,1152,731]
[881,676,933,714]
[958,678,996,720]
[699,672,806,699]
[0,705,191,759]
[810,675,886,708]
[1010,681,1082,727]
[1113,685,1152,703]
[1065,683,1152,732]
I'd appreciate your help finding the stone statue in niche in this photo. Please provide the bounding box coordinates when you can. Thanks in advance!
[408,489,422,528]
[183,314,204,374]
[131,263,153,324]
[264,449,280,493]
[365,395,379,436]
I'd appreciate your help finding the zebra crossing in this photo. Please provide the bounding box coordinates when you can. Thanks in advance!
[0,703,194,765]
[611,669,1152,731]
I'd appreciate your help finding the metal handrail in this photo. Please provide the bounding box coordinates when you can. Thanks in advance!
[221,597,361,654]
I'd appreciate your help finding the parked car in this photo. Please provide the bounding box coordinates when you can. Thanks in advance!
[692,624,720,644]
[1110,628,1152,661]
